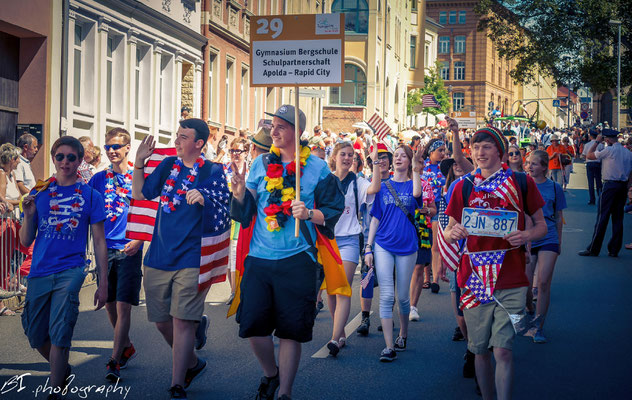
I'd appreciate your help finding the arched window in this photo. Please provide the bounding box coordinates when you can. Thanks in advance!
[332,0,369,34]
[329,64,367,106]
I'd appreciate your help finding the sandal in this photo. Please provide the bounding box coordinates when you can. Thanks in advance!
[0,307,16,316]
[422,281,431,289]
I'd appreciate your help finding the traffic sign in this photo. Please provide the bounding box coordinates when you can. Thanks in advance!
[580,97,592,103]
[250,14,345,87]
[580,111,589,120]
[581,103,589,111]
[553,100,561,107]
[450,111,477,129]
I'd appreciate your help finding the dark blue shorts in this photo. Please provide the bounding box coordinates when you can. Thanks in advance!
[105,248,143,305]
[237,252,318,343]
[530,243,560,255]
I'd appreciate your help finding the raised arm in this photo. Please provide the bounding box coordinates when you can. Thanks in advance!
[446,117,474,174]
[131,135,155,200]
[367,144,382,195]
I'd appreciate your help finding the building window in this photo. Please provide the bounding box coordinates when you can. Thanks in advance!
[258,0,265,14]
[410,35,417,68]
[73,24,83,108]
[208,52,219,122]
[439,12,447,25]
[440,61,449,80]
[424,43,429,68]
[158,55,174,129]
[411,0,417,12]
[241,67,249,129]
[331,0,369,34]
[491,63,495,83]
[439,36,450,54]
[459,11,466,24]
[454,36,466,54]
[449,11,457,24]
[134,45,150,122]
[329,64,366,106]
[266,87,275,113]
[454,61,465,80]
[498,66,502,85]
[106,37,113,115]
[453,92,464,111]
[225,59,234,126]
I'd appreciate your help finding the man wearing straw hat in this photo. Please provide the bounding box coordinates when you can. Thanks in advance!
[230,105,344,400]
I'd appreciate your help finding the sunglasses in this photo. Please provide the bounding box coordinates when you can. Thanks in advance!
[508,151,520,156]
[104,144,125,151]
[229,149,246,155]
[54,153,78,162]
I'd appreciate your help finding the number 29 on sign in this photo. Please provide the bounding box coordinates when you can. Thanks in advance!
[256,18,283,39]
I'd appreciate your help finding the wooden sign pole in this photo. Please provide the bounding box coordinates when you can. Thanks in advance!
[294,86,301,238]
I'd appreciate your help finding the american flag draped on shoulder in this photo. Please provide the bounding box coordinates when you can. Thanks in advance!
[366,113,392,141]
[471,167,521,211]
[421,94,441,108]
[126,148,231,291]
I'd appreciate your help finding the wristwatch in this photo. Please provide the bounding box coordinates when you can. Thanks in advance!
[307,209,314,220]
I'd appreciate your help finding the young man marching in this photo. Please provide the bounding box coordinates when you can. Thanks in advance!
[132,119,229,400]
[88,128,143,381]
[230,105,344,400]
[443,127,547,400]
[20,136,108,400]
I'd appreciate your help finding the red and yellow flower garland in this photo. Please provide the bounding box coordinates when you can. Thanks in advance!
[263,145,311,232]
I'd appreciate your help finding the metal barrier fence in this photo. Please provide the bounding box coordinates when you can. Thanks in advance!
[0,211,97,312]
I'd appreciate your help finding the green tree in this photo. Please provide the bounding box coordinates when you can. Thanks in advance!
[407,62,450,116]
[475,0,631,95]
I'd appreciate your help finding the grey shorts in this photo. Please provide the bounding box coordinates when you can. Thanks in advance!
[22,267,86,349]
[463,287,528,354]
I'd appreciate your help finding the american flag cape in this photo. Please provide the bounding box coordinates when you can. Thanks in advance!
[421,94,441,108]
[437,197,463,272]
[366,113,392,141]
[126,148,231,291]
[460,270,494,310]
[471,167,521,211]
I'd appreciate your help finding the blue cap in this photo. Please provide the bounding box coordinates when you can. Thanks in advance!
[602,128,619,137]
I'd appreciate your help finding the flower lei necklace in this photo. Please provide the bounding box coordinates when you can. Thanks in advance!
[104,162,133,222]
[48,176,83,234]
[160,156,205,213]
[263,145,311,232]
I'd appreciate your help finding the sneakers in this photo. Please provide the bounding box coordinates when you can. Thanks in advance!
[452,327,465,341]
[105,359,120,382]
[226,293,235,306]
[255,368,280,400]
[327,340,340,357]
[409,306,420,321]
[184,357,207,389]
[195,315,209,350]
[533,329,547,344]
[169,384,187,400]
[357,316,370,336]
[119,344,136,369]
[317,300,324,311]
[463,350,475,378]
[379,347,397,362]
[394,336,407,352]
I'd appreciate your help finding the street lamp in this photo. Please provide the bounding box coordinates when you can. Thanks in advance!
[609,20,621,131]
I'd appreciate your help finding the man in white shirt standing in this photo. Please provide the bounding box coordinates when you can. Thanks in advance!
[15,133,39,194]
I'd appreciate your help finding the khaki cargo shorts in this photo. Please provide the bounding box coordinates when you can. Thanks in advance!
[143,266,209,323]
[463,286,527,354]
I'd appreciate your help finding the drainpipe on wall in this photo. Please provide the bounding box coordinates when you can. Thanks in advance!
[60,0,70,135]
[201,0,210,121]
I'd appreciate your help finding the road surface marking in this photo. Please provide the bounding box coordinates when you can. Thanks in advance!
[312,311,373,358]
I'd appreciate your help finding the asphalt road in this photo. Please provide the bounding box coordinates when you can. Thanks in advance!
[1,162,631,400]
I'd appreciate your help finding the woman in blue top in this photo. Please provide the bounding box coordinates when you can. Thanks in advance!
[526,150,567,344]
[421,138,447,294]
[364,145,422,362]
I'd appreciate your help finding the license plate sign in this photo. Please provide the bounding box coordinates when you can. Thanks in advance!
[461,208,518,237]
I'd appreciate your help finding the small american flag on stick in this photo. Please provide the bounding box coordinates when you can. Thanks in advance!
[421,94,441,108]
[366,113,392,141]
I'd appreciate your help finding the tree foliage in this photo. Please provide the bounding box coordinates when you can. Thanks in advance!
[407,62,450,115]
[475,0,631,95]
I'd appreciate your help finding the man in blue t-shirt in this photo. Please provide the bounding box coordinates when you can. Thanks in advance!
[88,128,144,382]
[132,119,230,399]
[231,105,344,400]
[20,136,108,399]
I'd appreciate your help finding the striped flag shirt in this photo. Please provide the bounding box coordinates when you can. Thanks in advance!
[126,148,230,291]
[366,113,392,141]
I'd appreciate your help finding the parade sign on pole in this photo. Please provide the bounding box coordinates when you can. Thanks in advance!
[250,14,344,236]
[250,14,345,87]
[450,111,477,129]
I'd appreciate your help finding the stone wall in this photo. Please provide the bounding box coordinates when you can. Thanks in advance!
[323,106,365,134]
[181,62,194,113]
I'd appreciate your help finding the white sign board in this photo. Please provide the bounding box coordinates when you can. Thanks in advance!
[250,14,345,87]
[451,111,477,129]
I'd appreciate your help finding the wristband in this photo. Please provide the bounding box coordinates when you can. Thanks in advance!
[373,161,381,165]
[365,251,373,255]
[134,164,145,170]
